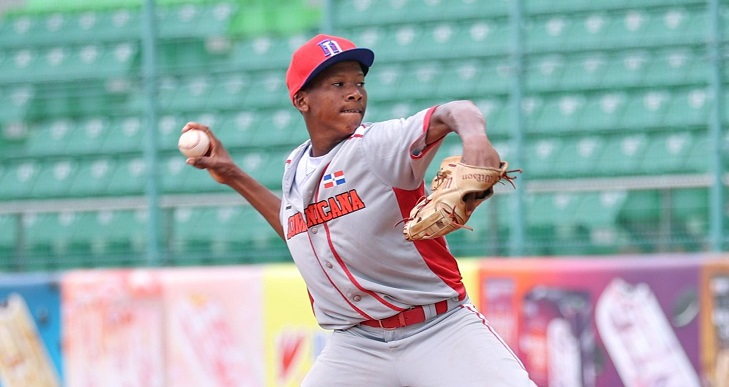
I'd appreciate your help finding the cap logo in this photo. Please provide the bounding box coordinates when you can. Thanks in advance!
[317,39,343,57]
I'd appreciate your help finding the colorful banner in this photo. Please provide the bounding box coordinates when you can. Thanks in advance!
[701,257,729,387]
[162,266,265,387]
[0,274,62,387]
[262,263,326,387]
[480,255,704,387]
[62,269,165,387]
[0,254,725,387]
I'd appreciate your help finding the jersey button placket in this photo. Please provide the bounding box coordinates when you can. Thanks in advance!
[352,295,361,302]
[325,262,333,269]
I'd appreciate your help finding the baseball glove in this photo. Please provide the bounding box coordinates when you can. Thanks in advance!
[403,155,521,241]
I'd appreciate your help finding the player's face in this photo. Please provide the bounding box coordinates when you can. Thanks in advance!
[303,61,367,139]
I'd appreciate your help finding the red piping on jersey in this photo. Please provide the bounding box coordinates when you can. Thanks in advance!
[302,161,400,320]
[393,184,466,300]
[411,105,443,160]
[306,226,374,320]
[311,162,406,313]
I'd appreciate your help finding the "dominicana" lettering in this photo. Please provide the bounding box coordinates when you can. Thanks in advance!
[286,189,366,239]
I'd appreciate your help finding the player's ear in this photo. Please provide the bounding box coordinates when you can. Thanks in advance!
[293,91,309,113]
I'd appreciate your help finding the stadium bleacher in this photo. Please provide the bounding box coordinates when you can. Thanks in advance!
[0,0,725,271]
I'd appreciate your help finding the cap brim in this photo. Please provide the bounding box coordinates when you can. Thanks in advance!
[302,48,375,89]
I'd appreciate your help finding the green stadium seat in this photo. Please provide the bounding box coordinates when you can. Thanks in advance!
[171,205,282,265]
[453,19,511,58]
[0,87,30,124]
[0,47,42,83]
[639,131,695,174]
[241,70,289,108]
[398,63,442,100]
[671,188,708,223]
[525,14,607,53]
[577,92,626,131]
[684,131,709,173]
[476,58,512,95]
[365,63,404,101]
[204,73,251,111]
[553,135,606,177]
[600,50,650,89]
[105,157,147,195]
[643,48,705,87]
[642,8,707,47]
[157,3,235,39]
[596,133,650,175]
[0,214,18,265]
[573,190,627,227]
[229,3,272,38]
[66,157,116,197]
[525,137,563,178]
[20,212,62,270]
[101,116,144,153]
[373,24,423,63]
[332,0,401,27]
[474,98,513,137]
[230,35,294,70]
[206,110,258,147]
[64,116,111,155]
[166,75,214,112]
[24,119,70,157]
[0,160,40,200]
[619,90,671,129]
[425,0,510,19]
[618,189,661,224]
[434,60,480,99]
[599,11,649,49]
[662,88,710,128]
[532,94,586,133]
[89,9,141,42]
[526,192,580,227]
[251,108,306,147]
[270,3,320,36]
[160,153,191,193]
[29,159,77,199]
[526,54,565,92]
[557,53,607,90]
[95,209,149,265]
[233,148,288,189]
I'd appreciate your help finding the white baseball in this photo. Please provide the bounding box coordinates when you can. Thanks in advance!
[178,129,210,158]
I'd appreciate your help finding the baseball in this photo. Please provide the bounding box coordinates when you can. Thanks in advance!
[178,129,210,158]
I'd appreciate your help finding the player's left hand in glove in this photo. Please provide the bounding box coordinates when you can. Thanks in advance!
[403,155,521,241]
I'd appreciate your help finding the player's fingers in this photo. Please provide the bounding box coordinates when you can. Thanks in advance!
[463,193,478,215]
[181,121,209,133]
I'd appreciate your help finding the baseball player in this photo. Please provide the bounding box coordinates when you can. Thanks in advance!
[184,34,535,386]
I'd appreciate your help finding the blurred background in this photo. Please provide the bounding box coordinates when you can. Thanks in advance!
[0,0,728,386]
[0,0,726,271]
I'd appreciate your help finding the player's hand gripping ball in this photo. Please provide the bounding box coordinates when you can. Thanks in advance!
[403,155,521,241]
[178,129,211,158]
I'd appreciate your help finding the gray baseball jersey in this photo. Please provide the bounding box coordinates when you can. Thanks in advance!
[280,106,468,330]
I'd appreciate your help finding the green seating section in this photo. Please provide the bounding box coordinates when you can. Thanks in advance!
[0,0,726,270]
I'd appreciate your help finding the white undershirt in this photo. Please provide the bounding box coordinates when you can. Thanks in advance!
[294,145,325,193]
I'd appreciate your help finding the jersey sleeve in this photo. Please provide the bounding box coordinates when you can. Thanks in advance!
[361,105,446,190]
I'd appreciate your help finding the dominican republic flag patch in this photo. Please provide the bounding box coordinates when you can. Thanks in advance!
[323,170,346,189]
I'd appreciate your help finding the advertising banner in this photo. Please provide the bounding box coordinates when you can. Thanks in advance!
[162,266,265,387]
[480,255,704,387]
[262,263,327,387]
[0,274,62,387]
[61,269,165,387]
[701,257,729,387]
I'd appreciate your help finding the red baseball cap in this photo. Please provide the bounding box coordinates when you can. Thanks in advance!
[285,34,375,103]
